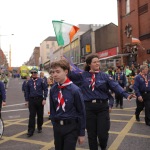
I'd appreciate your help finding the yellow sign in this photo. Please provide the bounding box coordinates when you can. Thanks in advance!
[86,45,91,53]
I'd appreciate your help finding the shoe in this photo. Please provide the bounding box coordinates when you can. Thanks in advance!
[116,104,118,108]
[37,129,42,133]
[120,106,123,109]
[146,122,150,126]
[27,132,33,137]
[135,115,140,122]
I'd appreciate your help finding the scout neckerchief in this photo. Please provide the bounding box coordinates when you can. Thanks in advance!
[140,72,148,87]
[57,78,72,112]
[32,78,38,90]
[117,73,120,80]
[115,72,123,81]
[89,70,100,91]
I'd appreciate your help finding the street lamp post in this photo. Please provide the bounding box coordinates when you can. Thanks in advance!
[0,34,14,67]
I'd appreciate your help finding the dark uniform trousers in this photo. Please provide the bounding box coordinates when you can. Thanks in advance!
[115,93,123,106]
[0,96,2,118]
[142,93,150,124]
[28,97,44,133]
[85,100,110,150]
[135,98,144,117]
[53,120,78,150]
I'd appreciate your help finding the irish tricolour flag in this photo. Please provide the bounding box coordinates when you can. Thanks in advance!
[131,37,141,45]
[52,20,79,46]
[131,37,145,50]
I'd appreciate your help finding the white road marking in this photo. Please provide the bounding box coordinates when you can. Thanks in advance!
[2,108,28,113]
[3,103,26,108]
[8,115,21,118]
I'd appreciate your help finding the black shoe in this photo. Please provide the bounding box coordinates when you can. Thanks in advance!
[135,115,140,122]
[120,106,123,109]
[146,122,150,126]
[27,132,33,137]
[37,129,42,133]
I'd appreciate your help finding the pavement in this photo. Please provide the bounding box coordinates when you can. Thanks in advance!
[0,77,150,150]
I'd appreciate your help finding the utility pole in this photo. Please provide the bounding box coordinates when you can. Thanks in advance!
[9,44,12,67]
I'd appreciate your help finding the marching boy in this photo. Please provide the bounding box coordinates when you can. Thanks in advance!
[50,59,86,150]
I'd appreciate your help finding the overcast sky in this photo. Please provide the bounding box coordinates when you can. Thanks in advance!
[0,0,118,67]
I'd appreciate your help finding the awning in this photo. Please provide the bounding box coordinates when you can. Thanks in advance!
[97,47,130,61]
[97,47,118,59]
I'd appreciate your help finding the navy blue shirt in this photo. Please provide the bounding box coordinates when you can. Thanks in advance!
[41,76,47,86]
[0,81,6,102]
[114,72,127,87]
[69,71,129,101]
[22,80,28,92]
[50,83,86,136]
[26,78,48,100]
[133,74,150,97]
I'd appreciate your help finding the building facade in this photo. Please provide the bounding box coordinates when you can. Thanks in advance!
[0,48,8,68]
[39,36,59,65]
[95,23,119,70]
[26,47,40,66]
[117,0,150,66]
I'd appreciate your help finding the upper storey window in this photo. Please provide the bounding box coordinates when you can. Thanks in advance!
[126,0,130,14]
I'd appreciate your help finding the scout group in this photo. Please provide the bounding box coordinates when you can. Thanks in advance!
[1,53,150,150]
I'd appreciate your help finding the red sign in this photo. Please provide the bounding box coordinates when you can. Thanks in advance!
[97,47,118,59]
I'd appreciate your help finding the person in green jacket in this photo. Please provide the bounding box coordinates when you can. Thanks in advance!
[105,67,115,77]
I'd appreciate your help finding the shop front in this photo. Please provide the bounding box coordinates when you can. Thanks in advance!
[97,47,121,71]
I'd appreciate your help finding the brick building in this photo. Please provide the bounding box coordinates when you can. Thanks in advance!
[0,48,8,67]
[117,0,150,66]
[26,47,40,66]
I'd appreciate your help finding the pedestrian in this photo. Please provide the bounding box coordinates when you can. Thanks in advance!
[114,66,127,109]
[22,76,30,105]
[68,54,135,150]
[44,77,51,117]
[50,59,86,150]
[25,67,48,137]
[105,66,114,77]
[40,71,47,86]
[49,69,54,87]
[3,74,8,89]
[0,81,6,118]
[133,65,150,125]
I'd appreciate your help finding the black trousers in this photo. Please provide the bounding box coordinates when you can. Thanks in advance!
[142,93,150,124]
[85,101,110,150]
[135,98,144,116]
[115,93,123,106]
[53,121,78,150]
[0,97,2,118]
[28,97,44,133]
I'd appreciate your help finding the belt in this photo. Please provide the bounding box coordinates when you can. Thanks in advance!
[141,91,150,94]
[85,99,108,103]
[54,119,78,125]
[30,96,43,99]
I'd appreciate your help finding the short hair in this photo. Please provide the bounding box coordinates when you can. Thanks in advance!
[140,65,148,72]
[49,69,54,74]
[50,59,70,72]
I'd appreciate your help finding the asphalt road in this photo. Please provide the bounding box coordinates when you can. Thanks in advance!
[0,77,150,150]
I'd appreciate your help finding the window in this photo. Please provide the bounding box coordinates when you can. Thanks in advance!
[126,0,130,14]
[46,44,49,49]
[82,47,85,56]
[139,3,148,15]
[52,42,55,47]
